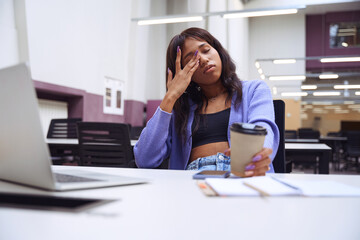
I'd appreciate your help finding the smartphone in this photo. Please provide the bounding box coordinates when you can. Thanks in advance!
[192,170,230,179]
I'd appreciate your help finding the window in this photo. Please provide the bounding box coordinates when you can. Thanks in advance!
[329,22,360,48]
[103,76,124,115]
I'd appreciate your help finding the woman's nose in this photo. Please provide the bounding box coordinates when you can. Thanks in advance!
[198,54,208,67]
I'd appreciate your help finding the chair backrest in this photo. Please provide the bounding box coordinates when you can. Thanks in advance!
[47,118,82,139]
[298,129,320,139]
[130,126,144,140]
[285,130,297,139]
[345,131,360,156]
[76,122,133,167]
[272,100,286,173]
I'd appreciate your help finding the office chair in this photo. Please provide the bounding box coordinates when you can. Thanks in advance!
[77,122,136,168]
[272,100,286,173]
[343,131,360,172]
[285,130,297,139]
[130,126,144,140]
[298,128,320,139]
[47,118,82,139]
[47,118,82,165]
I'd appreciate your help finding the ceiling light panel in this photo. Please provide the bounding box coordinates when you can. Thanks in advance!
[313,92,341,96]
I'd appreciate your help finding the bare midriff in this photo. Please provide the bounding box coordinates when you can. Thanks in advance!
[189,141,229,163]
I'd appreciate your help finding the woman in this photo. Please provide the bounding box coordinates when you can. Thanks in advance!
[134,27,279,176]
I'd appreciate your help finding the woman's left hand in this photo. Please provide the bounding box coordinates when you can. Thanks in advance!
[224,147,272,177]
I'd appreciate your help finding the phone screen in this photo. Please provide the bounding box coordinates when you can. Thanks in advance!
[193,170,230,179]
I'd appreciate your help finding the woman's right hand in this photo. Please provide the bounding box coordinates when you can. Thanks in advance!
[160,46,200,113]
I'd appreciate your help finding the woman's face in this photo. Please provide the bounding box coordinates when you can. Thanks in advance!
[181,38,222,87]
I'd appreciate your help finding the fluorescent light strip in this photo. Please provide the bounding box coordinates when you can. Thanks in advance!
[334,110,350,114]
[269,75,306,81]
[313,91,341,96]
[138,16,203,25]
[312,101,333,105]
[258,68,263,74]
[344,101,355,104]
[301,85,317,90]
[342,42,348,47]
[223,8,298,18]
[324,106,342,109]
[339,28,356,33]
[320,57,360,63]
[255,62,260,68]
[334,85,360,89]
[260,74,265,80]
[281,92,308,97]
[319,74,338,79]
[356,91,360,96]
[348,105,360,109]
[272,59,296,64]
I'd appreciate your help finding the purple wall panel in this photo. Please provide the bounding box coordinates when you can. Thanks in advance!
[306,15,324,57]
[306,10,360,71]
[146,100,162,122]
[83,92,124,122]
[125,100,145,127]
[34,80,146,124]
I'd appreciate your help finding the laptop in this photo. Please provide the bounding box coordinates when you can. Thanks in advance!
[0,63,146,191]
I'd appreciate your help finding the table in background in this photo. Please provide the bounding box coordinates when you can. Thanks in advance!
[0,166,359,240]
[285,143,332,174]
[285,138,319,143]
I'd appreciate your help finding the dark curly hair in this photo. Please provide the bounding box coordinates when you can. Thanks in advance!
[165,27,242,141]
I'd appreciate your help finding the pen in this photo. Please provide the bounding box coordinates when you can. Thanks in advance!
[269,176,303,194]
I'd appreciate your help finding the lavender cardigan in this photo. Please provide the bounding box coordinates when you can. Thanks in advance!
[134,80,279,172]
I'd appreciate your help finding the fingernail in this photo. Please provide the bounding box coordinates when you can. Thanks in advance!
[194,50,198,56]
[252,155,261,162]
[177,46,180,52]
[245,165,255,171]
[245,171,254,176]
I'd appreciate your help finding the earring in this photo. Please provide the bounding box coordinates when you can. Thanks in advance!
[197,86,201,91]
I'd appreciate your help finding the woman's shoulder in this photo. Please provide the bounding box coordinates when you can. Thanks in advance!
[241,79,269,90]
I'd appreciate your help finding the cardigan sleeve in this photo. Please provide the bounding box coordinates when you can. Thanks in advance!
[134,107,172,168]
[246,81,280,161]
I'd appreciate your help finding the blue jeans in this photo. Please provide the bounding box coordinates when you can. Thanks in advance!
[186,152,231,171]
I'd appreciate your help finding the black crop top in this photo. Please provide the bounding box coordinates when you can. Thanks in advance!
[191,108,230,149]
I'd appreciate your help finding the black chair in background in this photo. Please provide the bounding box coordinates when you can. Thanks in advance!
[130,126,144,140]
[77,122,135,168]
[47,118,82,165]
[272,100,286,173]
[298,128,320,139]
[343,131,360,172]
[47,118,82,139]
[327,131,342,137]
[285,130,297,139]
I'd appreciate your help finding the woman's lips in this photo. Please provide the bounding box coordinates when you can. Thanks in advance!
[203,65,215,74]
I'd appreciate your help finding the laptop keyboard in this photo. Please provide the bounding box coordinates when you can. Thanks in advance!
[54,173,102,183]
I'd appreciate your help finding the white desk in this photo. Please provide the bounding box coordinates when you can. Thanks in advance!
[285,143,331,150]
[0,166,360,240]
[285,143,332,174]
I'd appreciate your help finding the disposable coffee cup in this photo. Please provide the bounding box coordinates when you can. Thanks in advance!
[230,123,267,177]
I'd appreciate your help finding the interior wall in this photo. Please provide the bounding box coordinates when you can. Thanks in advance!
[0,0,19,69]
[24,0,132,96]
[282,99,302,130]
[248,13,306,96]
[302,108,360,135]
